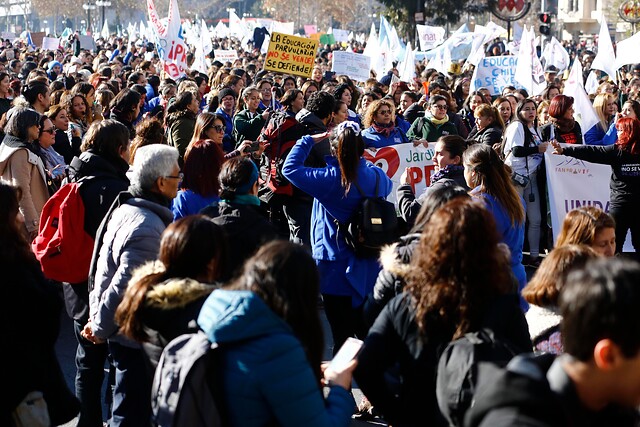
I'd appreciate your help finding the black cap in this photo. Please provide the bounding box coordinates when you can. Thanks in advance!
[218,87,237,102]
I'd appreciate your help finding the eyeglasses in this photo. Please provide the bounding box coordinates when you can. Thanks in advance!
[41,127,56,135]
[165,172,184,181]
[432,104,448,110]
[209,125,225,133]
[377,109,392,115]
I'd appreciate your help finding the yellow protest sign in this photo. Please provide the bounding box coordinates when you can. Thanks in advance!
[263,32,319,78]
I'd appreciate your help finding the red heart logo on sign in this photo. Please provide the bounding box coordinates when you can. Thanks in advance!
[363,147,400,178]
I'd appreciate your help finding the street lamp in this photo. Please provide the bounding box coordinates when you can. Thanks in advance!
[96,0,111,33]
[82,2,96,34]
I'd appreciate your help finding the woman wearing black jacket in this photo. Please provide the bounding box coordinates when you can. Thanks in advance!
[354,199,531,427]
[48,104,82,165]
[552,117,640,258]
[467,104,504,147]
[64,119,131,427]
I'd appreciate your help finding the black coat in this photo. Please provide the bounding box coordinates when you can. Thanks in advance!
[202,200,280,281]
[63,150,130,322]
[52,129,82,165]
[354,293,531,427]
[468,123,503,147]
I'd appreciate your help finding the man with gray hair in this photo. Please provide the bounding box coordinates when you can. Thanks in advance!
[82,144,180,427]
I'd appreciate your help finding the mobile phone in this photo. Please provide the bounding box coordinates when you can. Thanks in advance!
[246,140,260,152]
[328,337,363,372]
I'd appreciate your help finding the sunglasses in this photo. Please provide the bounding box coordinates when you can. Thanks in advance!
[41,127,56,135]
[377,109,392,115]
[210,125,225,133]
[432,104,448,110]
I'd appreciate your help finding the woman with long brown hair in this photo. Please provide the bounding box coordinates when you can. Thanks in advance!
[355,198,531,427]
[463,143,528,308]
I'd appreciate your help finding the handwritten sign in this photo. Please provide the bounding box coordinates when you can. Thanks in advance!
[263,32,318,78]
[470,55,523,95]
[332,51,371,82]
[42,37,60,50]
[416,24,445,51]
[213,49,238,63]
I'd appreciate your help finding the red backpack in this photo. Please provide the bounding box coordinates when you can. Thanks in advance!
[32,181,94,283]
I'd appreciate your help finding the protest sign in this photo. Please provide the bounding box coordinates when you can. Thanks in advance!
[147,0,188,79]
[363,142,436,206]
[2,32,15,41]
[77,35,96,51]
[42,37,60,50]
[320,33,335,45]
[264,32,318,78]
[304,25,317,36]
[332,29,350,43]
[214,49,238,62]
[470,55,522,95]
[331,50,371,82]
[545,151,634,252]
[29,32,45,49]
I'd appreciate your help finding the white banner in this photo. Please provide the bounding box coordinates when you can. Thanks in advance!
[416,24,446,51]
[545,151,634,252]
[42,37,59,50]
[364,142,436,206]
[214,49,238,63]
[470,55,523,95]
[332,28,350,43]
[331,50,372,82]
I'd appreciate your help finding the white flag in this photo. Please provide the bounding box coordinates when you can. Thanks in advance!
[101,19,109,39]
[585,70,599,95]
[564,59,599,138]
[541,37,570,71]
[591,15,617,83]
[398,42,416,82]
[614,30,640,70]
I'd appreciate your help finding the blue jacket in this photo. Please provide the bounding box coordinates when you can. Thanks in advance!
[197,290,355,427]
[584,121,617,146]
[282,135,393,261]
[214,107,236,153]
[171,189,219,221]
[361,126,409,149]
[472,189,527,309]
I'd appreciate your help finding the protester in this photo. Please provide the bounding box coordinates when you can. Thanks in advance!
[363,185,470,328]
[492,96,513,126]
[585,92,617,146]
[458,90,488,133]
[283,121,393,352]
[540,94,583,145]
[407,95,458,142]
[1,182,80,427]
[467,258,640,427]
[172,138,224,220]
[555,206,617,257]
[552,117,640,258]
[197,241,356,427]
[0,71,12,119]
[65,119,131,427]
[397,135,470,225]
[468,104,504,146]
[129,117,167,164]
[355,198,531,427]
[522,244,598,354]
[0,107,48,239]
[164,90,198,163]
[36,114,66,194]
[503,98,548,268]
[361,99,409,148]
[463,143,527,309]
[213,87,237,153]
[83,145,180,427]
[233,86,268,145]
[108,87,141,140]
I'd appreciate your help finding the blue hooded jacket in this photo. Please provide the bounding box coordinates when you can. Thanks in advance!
[197,290,355,427]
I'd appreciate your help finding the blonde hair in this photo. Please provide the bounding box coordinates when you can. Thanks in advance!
[592,93,615,132]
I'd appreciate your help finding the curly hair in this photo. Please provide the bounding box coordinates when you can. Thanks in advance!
[363,98,395,128]
[405,198,512,338]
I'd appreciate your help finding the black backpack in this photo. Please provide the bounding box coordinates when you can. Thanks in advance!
[337,173,399,258]
[151,331,225,427]
[435,328,518,427]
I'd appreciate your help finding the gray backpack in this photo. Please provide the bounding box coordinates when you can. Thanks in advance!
[151,331,224,427]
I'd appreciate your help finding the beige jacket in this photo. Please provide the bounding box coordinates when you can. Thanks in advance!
[0,143,49,233]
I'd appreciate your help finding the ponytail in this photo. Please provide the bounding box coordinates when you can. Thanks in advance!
[333,126,364,193]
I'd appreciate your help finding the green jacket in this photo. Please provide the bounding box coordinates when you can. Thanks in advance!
[165,110,196,163]
[233,109,266,145]
[407,116,458,142]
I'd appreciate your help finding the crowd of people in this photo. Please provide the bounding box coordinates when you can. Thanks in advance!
[1,25,640,427]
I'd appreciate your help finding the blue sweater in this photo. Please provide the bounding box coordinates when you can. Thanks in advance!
[361,126,409,149]
[171,189,219,221]
[197,290,355,427]
[584,121,617,146]
[472,189,527,309]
